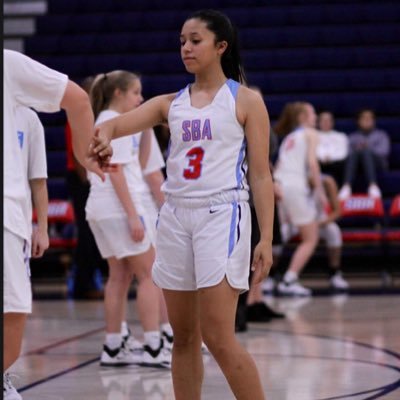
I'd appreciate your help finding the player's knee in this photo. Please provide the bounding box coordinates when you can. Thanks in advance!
[201,327,232,356]
[172,328,200,349]
[325,223,342,248]
[107,268,132,285]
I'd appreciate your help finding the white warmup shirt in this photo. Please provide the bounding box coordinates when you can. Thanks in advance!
[163,79,249,197]
[274,128,309,189]
[16,106,48,236]
[317,130,349,162]
[142,130,166,177]
[131,129,165,194]
[86,109,145,220]
[4,49,68,241]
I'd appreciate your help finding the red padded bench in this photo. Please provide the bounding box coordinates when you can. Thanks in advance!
[33,200,77,249]
[339,195,384,243]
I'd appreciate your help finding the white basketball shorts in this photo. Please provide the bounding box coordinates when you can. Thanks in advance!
[4,228,32,313]
[279,184,317,226]
[88,214,152,260]
[152,190,251,292]
[140,192,159,246]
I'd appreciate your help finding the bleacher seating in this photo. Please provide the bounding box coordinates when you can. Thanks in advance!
[23,1,400,272]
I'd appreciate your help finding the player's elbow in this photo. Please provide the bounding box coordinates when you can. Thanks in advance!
[61,81,91,114]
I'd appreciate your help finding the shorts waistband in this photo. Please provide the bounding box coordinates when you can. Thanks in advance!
[166,190,249,209]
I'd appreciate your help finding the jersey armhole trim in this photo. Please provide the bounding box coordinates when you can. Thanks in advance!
[226,79,240,100]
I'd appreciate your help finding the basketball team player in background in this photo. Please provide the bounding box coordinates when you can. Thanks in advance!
[16,106,49,260]
[280,174,350,290]
[274,102,327,296]
[87,70,172,368]
[94,9,273,400]
[4,49,112,400]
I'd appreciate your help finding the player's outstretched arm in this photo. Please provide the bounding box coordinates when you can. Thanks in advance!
[93,94,174,156]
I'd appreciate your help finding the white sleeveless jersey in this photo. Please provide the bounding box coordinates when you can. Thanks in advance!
[163,79,248,197]
[274,128,309,188]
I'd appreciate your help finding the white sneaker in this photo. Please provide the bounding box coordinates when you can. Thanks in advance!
[4,374,22,400]
[330,272,350,290]
[368,184,382,199]
[141,340,171,369]
[123,332,144,363]
[277,280,312,296]
[338,184,352,200]
[262,277,276,294]
[100,344,140,367]
[161,330,173,351]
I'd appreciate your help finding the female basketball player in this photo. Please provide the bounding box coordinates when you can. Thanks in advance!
[87,71,171,368]
[94,10,273,399]
[274,102,327,296]
[4,49,112,400]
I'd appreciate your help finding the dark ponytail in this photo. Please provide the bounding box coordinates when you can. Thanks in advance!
[188,9,247,84]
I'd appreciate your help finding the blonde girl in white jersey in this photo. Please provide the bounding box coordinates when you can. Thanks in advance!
[86,71,171,368]
[274,102,327,296]
[94,10,273,400]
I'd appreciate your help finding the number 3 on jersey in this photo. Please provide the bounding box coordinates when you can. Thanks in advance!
[183,147,204,179]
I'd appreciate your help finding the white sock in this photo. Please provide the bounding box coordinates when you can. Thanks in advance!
[105,333,122,350]
[161,323,173,337]
[284,271,298,283]
[121,321,129,337]
[144,331,161,350]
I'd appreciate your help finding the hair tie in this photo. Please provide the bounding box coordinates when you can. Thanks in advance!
[103,73,108,80]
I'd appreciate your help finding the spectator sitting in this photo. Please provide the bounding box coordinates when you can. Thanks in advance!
[317,110,349,186]
[338,109,391,200]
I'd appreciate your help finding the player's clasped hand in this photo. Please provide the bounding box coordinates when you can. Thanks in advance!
[86,129,116,181]
[92,126,114,157]
[128,216,145,242]
[251,240,273,284]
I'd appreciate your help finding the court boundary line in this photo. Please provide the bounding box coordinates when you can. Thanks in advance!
[18,327,400,398]
[19,357,100,392]
[252,327,400,399]
[21,326,105,356]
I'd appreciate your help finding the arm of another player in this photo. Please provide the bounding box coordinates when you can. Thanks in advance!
[61,81,113,181]
[320,175,341,226]
[139,129,152,170]
[142,129,166,208]
[239,87,274,284]
[145,170,166,209]
[307,129,328,207]
[109,165,144,242]
[30,179,49,258]
[93,94,174,155]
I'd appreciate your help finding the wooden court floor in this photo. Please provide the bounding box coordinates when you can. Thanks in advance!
[9,294,400,399]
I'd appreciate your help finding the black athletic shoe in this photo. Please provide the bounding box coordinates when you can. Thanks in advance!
[246,303,272,322]
[235,303,248,332]
[256,302,285,319]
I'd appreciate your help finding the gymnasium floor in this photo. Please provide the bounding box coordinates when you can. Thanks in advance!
[9,288,400,400]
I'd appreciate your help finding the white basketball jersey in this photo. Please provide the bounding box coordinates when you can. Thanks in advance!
[163,79,248,197]
[274,128,309,188]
